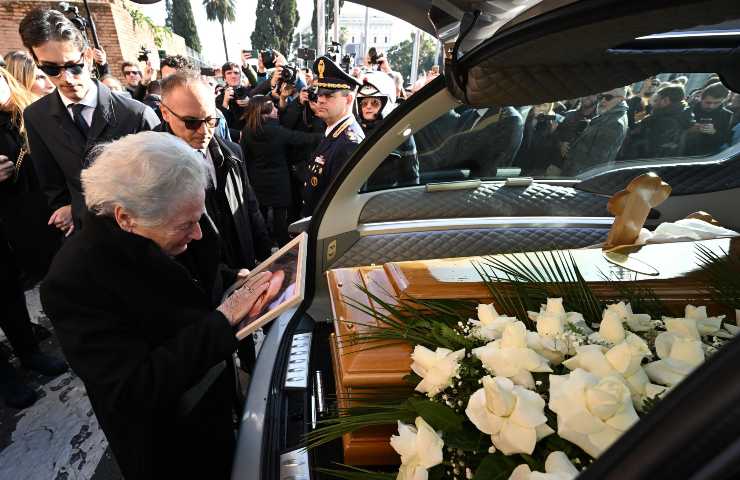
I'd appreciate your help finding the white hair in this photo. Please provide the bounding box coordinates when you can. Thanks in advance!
[82,131,209,226]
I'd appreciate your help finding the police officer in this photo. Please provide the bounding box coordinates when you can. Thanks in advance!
[301,56,364,217]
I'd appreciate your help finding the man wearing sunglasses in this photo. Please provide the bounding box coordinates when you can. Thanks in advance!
[19,8,160,234]
[158,71,271,272]
[562,87,629,176]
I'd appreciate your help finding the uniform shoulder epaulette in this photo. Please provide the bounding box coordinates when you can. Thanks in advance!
[333,118,355,138]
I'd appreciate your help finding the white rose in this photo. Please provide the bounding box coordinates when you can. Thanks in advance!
[411,346,465,397]
[685,305,724,336]
[526,331,571,365]
[549,369,639,457]
[589,309,626,344]
[465,376,553,456]
[509,451,579,480]
[469,304,518,341]
[528,298,566,336]
[645,316,705,387]
[390,417,444,480]
[608,302,652,332]
[473,322,552,389]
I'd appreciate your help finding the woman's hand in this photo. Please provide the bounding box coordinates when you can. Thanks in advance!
[0,155,14,182]
[217,271,272,327]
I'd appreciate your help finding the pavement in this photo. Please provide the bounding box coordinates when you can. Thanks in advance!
[0,288,122,480]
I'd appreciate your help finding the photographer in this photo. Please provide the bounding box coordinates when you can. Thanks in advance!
[121,59,154,101]
[216,61,251,133]
[514,103,563,176]
[685,82,733,156]
[240,96,322,246]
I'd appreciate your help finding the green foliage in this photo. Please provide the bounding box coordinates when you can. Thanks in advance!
[252,0,299,58]
[317,465,396,480]
[171,0,201,52]
[473,453,520,480]
[386,33,439,85]
[696,244,740,310]
[203,0,236,60]
[405,398,464,432]
[124,2,177,50]
[251,0,276,52]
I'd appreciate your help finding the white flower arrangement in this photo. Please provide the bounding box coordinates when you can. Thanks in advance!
[509,451,580,480]
[411,345,466,397]
[465,376,553,455]
[390,416,445,480]
[468,303,518,341]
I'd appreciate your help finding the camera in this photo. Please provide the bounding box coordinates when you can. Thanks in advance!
[233,86,250,100]
[307,87,318,103]
[137,46,151,62]
[297,47,317,62]
[275,64,298,95]
[260,49,277,69]
[58,2,87,31]
[340,54,355,73]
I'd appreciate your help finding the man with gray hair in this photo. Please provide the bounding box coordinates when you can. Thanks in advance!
[158,71,271,271]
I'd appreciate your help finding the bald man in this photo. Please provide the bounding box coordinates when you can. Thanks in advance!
[562,86,629,175]
[158,71,271,272]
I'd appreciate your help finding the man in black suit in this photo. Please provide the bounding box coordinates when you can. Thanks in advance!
[19,9,160,234]
[158,71,272,372]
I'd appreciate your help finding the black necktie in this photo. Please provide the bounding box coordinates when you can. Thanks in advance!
[70,103,90,138]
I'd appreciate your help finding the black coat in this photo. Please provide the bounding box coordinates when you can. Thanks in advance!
[0,112,61,281]
[41,212,239,480]
[24,80,160,228]
[240,118,322,208]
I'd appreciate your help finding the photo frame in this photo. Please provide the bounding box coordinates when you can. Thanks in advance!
[224,233,308,340]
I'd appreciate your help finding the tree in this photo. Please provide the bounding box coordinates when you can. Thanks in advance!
[252,0,298,56]
[311,0,344,53]
[386,33,439,85]
[203,0,236,61]
[165,0,173,29]
[171,0,201,52]
[274,0,299,55]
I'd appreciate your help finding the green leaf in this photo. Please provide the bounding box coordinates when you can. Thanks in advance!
[405,398,465,432]
[445,428,488,451]
[316,465,396,480]
[473,453,520,480]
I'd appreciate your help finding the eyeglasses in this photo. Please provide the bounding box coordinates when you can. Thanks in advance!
[597,94,622,102]
[123,70,142,77]
[37,53,86,77]
[161,102,219,130]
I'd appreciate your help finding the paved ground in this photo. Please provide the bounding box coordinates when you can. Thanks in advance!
[0,288,122,480]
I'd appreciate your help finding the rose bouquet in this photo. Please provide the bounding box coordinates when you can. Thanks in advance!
[307,249,740,480]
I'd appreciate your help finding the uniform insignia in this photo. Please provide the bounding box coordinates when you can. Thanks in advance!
[310,176,319,187]
[318,168,323,175]
[315,156,325,166]
[318,59,325,79]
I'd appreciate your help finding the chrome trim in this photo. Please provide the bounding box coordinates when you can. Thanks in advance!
[358,216,614,236]
[284,333,312,389]
[279,449,310,480]
[315,371,326,415]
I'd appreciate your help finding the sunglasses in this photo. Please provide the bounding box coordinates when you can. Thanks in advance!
[597,94,622,102]
[37,53,86,77]
[124,70,141,76]
[161,102,219,130]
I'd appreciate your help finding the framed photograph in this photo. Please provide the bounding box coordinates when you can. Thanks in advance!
[224,233,308,340]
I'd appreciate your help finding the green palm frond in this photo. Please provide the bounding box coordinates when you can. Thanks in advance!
[477,250,603,324]
[316,465,396,480]
[696,244,740,310]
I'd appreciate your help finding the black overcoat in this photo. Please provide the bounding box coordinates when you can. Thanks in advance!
[41,212,239,480]
[240,118,322,208]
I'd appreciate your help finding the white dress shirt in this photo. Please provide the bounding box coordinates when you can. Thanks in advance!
[58,80,98,127]
[324,114,353,137]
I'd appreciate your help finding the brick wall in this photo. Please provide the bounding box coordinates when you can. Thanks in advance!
[0,0,188,81]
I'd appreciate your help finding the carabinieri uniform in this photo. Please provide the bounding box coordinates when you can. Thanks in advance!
[301,56,364,217]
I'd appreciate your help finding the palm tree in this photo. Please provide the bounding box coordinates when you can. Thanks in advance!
[203,0,236,61]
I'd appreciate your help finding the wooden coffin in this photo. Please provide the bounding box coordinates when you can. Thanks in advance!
[325,237,738,465]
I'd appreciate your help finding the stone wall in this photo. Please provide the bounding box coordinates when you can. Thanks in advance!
[0,0,188,79]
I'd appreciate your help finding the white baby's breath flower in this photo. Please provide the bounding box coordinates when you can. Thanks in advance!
[465,376,553,456]
[390,417,444,480]
[549,369,639,457]
[473,322,552,389]
[411,345,466,397]
[508,451,579,480]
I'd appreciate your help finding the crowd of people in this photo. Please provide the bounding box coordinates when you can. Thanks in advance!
[415,75,739,181]
[2,7,739,479]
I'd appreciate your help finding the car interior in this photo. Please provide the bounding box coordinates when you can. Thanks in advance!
[232,1,740,479]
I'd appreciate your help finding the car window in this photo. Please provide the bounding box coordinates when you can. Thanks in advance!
[361,72,739,192]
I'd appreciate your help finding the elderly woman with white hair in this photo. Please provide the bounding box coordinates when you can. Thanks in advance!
[41,131,270,480]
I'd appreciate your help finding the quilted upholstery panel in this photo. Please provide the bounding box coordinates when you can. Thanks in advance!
[359,183,609,223]
[332,228,609,268]
[578,156,740,196]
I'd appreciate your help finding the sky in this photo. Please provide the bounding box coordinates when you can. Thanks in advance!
[134,1,414,66]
